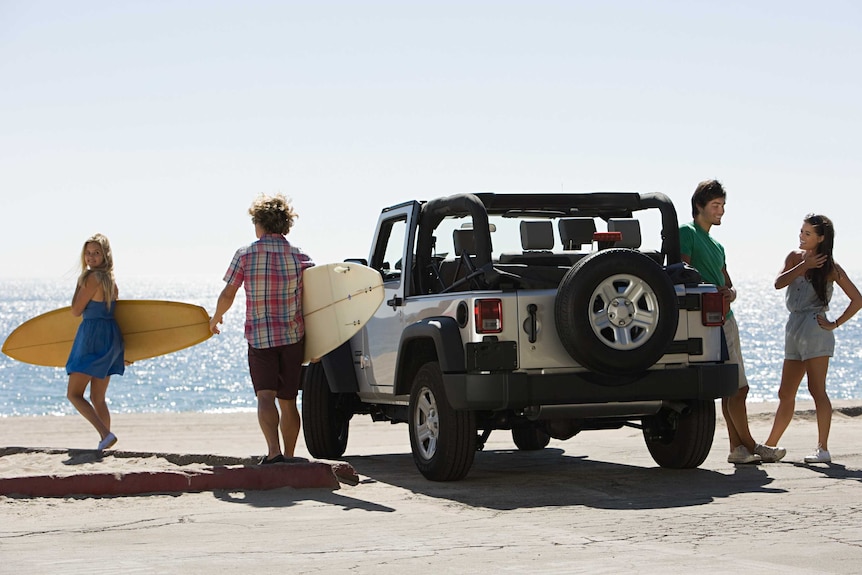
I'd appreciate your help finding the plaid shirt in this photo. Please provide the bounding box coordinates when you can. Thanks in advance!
[223,234,314,349]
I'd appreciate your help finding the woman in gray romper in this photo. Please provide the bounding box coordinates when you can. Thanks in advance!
[762,214,861,463]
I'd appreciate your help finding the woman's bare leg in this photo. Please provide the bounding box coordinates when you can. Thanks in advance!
[67,372,111,440]
[765,360,805,446]
[89,375,112,435]
[804,356,832,451]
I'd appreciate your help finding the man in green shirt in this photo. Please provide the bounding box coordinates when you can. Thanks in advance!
[680,180,784,464]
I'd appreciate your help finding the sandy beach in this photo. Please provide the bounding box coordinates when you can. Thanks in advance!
[2,399,861,574]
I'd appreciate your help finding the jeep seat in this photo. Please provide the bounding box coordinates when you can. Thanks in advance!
[499,221,574,266]
[437,229,478,288]
[607,218,664,265]
[558,217,596,251]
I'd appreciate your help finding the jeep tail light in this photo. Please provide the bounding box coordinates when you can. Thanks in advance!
[475,299,503,333]
[701,292,725,326]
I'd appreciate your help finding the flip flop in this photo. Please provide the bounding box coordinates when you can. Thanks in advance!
[259,454,285,465]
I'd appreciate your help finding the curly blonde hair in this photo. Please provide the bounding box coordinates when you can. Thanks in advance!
[249,193,297,235]
[77,233,116,308]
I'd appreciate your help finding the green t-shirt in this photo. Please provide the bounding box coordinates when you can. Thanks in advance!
[679,221,733,317]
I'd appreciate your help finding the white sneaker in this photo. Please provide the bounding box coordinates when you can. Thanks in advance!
[727,445,761,464]
[803,446,831,463]
[754,443,786,463]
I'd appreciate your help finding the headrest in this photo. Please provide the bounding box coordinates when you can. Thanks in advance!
[558,218,596,250]
[519,220,554,251]
[607,218,641,248]
[453,229,476,256]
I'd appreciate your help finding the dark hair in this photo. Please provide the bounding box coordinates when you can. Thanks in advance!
[691,179,726,219]
[804,213,835,305]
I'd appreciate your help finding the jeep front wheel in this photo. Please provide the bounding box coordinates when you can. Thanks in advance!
[642,400,715,468]
[301,362,351,459]
[409,361,476,481]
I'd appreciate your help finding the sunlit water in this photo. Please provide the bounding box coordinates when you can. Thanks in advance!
[1,274,860,416]
[0,277,253,416]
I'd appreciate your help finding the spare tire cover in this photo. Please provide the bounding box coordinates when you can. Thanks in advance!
[554,248,678,376]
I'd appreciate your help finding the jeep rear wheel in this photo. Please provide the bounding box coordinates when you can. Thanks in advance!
[301,362,351,459]
[409,361,476,481]
[642,400,715,468]
[555,249,678,376]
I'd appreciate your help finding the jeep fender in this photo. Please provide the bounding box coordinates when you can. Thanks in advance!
[320,341,360,393]
[394,318,465,396]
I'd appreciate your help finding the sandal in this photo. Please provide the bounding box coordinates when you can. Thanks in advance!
[259,454,285,465]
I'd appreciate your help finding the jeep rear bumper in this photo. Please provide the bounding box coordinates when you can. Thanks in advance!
[441,364,739,411]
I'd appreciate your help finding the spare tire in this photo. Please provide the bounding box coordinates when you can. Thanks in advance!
[554,248,678,376]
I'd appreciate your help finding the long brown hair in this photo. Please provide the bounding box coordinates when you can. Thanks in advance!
[804,214,835,305]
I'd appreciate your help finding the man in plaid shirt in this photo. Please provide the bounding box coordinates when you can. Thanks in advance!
[210,194,314,464]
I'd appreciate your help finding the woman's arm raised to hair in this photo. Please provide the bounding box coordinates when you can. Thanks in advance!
[775,250,826,290]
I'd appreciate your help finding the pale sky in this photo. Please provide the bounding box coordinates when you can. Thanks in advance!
[2,1,860,282]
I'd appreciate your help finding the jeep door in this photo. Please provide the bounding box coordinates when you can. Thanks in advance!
[354,201,420,397]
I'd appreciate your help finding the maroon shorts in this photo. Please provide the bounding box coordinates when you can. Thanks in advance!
[247,340,304,400]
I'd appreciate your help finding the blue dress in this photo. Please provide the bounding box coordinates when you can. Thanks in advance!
[66,300,125,378]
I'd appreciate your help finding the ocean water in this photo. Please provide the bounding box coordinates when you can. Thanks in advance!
[1,274,860,416]
[0,277,253,417]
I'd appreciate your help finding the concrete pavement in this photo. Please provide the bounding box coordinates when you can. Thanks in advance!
[1,400,861,573]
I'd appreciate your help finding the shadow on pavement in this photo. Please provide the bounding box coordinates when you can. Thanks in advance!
[789,461,862,483]
[212,484,397,513]
[342,447,783,511]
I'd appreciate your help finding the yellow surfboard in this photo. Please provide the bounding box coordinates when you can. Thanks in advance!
[2,300,213,368]
[302,263,384,363]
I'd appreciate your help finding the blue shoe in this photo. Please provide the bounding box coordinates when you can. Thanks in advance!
[98,433,117,451]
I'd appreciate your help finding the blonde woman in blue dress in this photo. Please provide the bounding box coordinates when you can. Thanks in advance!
[66,233,126,451]
[762,215,862,463]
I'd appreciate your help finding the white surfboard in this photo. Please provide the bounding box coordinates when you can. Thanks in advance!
[302,263,384,363]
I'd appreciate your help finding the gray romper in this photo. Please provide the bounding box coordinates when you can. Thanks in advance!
[784,275,834,361]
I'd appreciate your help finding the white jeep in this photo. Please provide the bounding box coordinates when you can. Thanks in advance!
[302,192,737,481]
